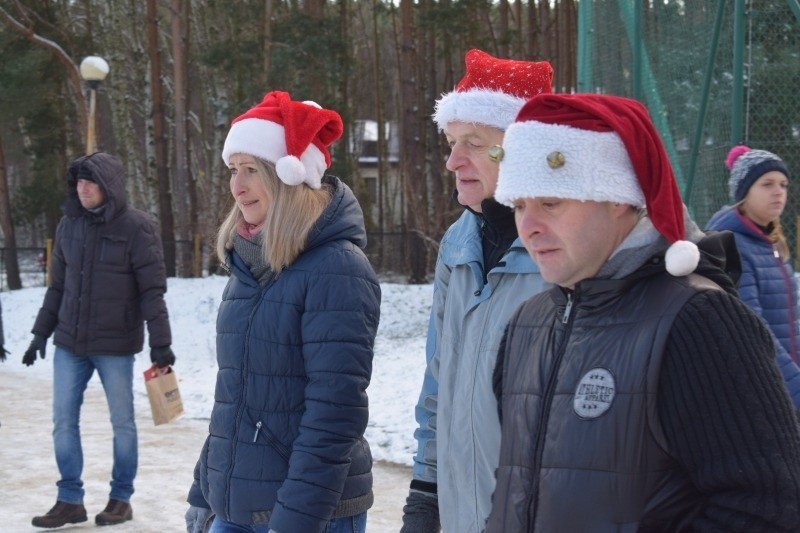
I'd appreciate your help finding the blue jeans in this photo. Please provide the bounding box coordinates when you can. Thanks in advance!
[209,512,367,533]
[52,346,137,504]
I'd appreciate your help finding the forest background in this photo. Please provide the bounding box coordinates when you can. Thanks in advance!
[0,0,798,287]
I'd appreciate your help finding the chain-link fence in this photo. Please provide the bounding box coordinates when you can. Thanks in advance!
[578,0,800,263]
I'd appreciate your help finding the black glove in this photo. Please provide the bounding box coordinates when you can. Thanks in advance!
[22,334,47,366]
[150,346,176,369]
[401,483,441,533]
[0,346,8,362]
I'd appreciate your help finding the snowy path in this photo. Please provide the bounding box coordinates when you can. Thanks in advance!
[0,370,410,532]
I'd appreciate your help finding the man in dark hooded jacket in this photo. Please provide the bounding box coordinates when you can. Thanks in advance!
[487,94,800,532]
[22,152,176,528]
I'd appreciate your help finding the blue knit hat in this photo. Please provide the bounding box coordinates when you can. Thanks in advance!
[726,145,790,203]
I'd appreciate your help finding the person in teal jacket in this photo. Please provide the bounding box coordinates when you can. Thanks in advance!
[401,49,553,533]
[706,145,800,409]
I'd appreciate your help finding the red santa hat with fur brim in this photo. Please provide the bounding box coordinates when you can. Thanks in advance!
[433,49,554,131]
[222,90,343,189]
[495,93,699,277]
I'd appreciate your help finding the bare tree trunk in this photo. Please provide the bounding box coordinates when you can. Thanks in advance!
[146,0,176,276]
[511,0,522,57]
[189,0,232,275]
[527,0,538,57]
[171,0,192,276]
[183,0,200,276]
[372,0,385,236]
[0,135,21,290]
[338,0,354,184]
[540,0,552,61]
[424,0,446,241]
[262,0,274,90]
[498,0,509,57]
[305,0,325,97]
[564,0,577,91]
[398,0,428,283]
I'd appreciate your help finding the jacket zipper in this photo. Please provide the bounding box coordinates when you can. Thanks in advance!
[773,245,799,363]
[528,288,576,525]
[224,276,277,520]
[562,292,574,324]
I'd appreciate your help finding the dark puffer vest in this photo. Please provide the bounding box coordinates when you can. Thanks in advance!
[487,272,719,532]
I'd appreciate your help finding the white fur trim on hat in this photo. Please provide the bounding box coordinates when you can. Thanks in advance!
[495,121,646,208]
[222,119,286,166]
[297,144,326,189]
[433,89,528,131]
[222,118,326,189]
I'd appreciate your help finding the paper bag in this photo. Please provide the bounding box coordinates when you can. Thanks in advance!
[144,364,184,425]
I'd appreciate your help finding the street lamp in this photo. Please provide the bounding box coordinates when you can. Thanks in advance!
[79,55,110,155]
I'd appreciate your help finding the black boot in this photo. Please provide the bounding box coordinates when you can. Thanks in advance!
[32,501,88,528]
[95,499,133,526]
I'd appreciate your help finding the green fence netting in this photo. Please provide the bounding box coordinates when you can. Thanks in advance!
[578,0,800,263]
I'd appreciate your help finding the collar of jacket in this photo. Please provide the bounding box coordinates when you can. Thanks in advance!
[440,209,539,274]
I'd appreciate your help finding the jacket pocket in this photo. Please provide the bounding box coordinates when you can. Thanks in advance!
[100,235,128,265]
[252,420,291,462]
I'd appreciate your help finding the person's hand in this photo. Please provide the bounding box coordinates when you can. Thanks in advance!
[184,505,213,533]
[150,346,176,369]
[401,489,441,533]
[22,335,47,366]
[0,346,8,362]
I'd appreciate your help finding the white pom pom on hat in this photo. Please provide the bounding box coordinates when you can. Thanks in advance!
[495,93,699,277]
[221,91,343,189]
[665,240,701,277]
[275,155,307,187]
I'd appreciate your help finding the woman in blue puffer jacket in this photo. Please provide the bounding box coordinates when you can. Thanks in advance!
[707,145,800,409]
[185,91,381,533]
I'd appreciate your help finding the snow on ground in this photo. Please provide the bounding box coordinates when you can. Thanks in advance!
[0,277,431,531]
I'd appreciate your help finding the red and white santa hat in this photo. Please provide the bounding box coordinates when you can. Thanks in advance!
[222,91,343,189]
[495,93,699,277]
[433,49,553,131]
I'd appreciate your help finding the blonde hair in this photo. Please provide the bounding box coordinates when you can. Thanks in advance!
[736,202,790,260]
[216,157,331,272]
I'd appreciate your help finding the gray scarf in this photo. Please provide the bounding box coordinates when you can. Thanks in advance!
[232,233,274,286]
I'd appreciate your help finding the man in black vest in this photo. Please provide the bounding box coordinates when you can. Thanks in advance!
[486,93,800,532]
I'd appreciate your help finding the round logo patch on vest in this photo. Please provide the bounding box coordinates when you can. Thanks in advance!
[574,367,616,419]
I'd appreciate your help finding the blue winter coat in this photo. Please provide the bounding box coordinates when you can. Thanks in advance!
[411,209,548,532]
[188,177,381,533]
[707,206,800,408]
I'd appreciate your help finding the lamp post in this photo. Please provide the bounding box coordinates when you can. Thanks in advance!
[79,55,110,155]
